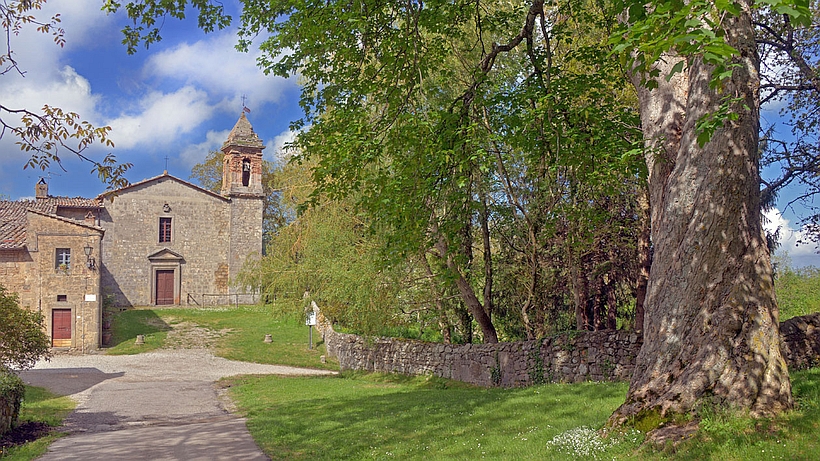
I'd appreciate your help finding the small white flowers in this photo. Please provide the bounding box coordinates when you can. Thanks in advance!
[544,426,617,459]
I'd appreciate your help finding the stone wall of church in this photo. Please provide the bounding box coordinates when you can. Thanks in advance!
[100,177,232,307]
[228,196,263,285]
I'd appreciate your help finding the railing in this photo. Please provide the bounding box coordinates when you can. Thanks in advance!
[185,292,261,307]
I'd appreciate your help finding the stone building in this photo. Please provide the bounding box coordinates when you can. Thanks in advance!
[0,114,265,351]
[0,194,104,352]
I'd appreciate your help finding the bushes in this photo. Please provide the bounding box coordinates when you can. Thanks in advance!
[0,369,24,435]
[775,266,820,320]
[0,285,50,435]
[0,286,51,371]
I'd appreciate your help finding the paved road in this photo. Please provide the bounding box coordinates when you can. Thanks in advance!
[19,350,336,460]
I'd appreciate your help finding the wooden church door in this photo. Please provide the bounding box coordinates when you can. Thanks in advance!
[156,270,175,305]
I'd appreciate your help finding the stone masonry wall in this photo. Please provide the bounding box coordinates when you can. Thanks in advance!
[100,177,231,306]
[317,310,820,387]
[25,213,102,351]
[317,311,640,386]
[228,196,263,288]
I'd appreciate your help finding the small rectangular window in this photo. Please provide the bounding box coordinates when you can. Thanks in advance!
[159,217,172,243]
[57,294,67,302]
[56,248,71,270]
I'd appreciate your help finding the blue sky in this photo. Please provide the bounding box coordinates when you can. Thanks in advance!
[1,1,817,267]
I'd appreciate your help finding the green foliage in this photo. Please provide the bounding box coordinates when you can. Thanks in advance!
[775,265,820,320]
[103,0,232,54]
[611,0,810,86]
[609,0,811,145]
[0,286,50,371]
[1,385,74,460]
[528,350,546,385]
[0,370,24,432]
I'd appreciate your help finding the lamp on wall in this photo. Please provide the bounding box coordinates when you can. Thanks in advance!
[84,245,96,270]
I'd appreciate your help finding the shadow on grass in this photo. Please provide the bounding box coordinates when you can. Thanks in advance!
[230,373,628,460]
[104,309,171,354]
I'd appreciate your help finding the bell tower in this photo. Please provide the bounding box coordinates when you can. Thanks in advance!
[221,112,265,197]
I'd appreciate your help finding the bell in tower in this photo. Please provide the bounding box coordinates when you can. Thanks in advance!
[221,112,265,197]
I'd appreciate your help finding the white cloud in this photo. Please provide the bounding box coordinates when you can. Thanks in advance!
[107,87,213,150]
[763,208,819,267]
[0,65,101,157]
[180,129,230,168]
[144,32,296,110]
[265,130,298,162]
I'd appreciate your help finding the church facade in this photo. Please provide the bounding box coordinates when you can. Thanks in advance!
[0,114,265,351]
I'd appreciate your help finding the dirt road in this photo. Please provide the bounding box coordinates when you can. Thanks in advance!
[19,350,335,460]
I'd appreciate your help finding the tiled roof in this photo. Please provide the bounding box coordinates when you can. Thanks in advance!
[42,196,102,208]
[0,198,102,249]
[0,200,52,249]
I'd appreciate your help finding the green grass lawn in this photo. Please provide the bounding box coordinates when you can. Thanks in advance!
[0,386,75,460]
[104,303,337,370]
[223,372,637,460]
[225,368,820,460]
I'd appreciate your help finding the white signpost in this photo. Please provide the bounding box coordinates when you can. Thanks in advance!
[306,311,317,349]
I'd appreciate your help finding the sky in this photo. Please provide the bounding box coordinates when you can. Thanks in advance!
[1,1,818,268]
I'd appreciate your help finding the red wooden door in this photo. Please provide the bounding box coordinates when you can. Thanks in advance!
[52,309,72,347]
[156,270,175,305]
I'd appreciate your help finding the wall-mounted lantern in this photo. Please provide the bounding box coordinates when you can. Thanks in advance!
[84,245,96,270]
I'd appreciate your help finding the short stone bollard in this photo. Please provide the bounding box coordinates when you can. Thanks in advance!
[135,334,145,345]
[263,334,272,343]
[320,355,326,364]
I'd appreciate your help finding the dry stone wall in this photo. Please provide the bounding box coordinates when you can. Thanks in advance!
[317,310,820,387]
[317,312,640,386]
[780,313,820,370]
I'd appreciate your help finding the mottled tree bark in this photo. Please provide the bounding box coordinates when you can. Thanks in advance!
[610,4,792,424]
[634,186,650,333]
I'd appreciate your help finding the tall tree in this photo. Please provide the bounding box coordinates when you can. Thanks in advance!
[756,2,820,244]
[607,0,802,426]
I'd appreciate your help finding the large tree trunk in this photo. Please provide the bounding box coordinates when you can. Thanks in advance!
[634,185,650,333]
[610,4,792,425]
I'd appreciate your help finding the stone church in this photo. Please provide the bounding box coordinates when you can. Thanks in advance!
[0,114,265,351]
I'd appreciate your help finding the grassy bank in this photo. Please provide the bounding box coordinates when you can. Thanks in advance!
[105,303,337,370]
[224,368,820,460]
[0,386,74,460]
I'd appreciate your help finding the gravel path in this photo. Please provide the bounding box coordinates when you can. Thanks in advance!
[19,349,336,460]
